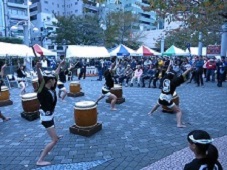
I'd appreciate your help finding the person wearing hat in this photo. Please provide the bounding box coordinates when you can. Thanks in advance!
[148,60,192,128]
[36,59,65,166]
[184,130,223,170]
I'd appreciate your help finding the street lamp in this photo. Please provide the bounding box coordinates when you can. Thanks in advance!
[10,20,39,46]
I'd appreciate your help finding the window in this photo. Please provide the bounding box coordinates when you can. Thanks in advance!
[75,9,78,13]
[44,0,48,4]
[75,2,78,5]
[57,46,63,50]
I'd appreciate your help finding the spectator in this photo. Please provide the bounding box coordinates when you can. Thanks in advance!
[205,58,216,82]
[130,65,143,87]
[119,64,133,87]
[113,64,125,84]
[17,63,27,96]
[141,64,155,88]
[184,130,223,170]
[41,56,48,70]
[194,56,204,87]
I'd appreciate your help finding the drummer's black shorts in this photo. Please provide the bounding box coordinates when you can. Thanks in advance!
[41,119,55,128]
[58,84,64,89]
[158,99,175,108]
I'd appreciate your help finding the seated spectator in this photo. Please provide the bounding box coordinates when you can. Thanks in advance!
[119,64,133,87]
[130,65,143,87]
[41,56,48,70]
[152,67,161,88]
[144,58,152,66]
[113,64,125,84]
[141,64,155,88]
[184,130,223,170]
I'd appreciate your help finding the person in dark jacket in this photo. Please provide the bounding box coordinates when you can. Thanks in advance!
[184,130,223,170]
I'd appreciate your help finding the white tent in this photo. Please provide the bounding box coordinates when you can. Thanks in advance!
[0,42,39,57]
[66,45,110,58]
[185,47,207,56]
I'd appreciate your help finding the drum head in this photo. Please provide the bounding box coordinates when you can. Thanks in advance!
[32,78,38,82]
[1,86,8,91]
[22,93,37,99]
[75,101,96,108]
[57,81,63,85]
[70,81,80,84]
[113,84,122,89]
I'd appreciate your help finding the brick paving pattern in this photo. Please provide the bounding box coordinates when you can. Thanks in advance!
[0,77,226,170]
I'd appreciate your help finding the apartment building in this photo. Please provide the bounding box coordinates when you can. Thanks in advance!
[0,0,30,38]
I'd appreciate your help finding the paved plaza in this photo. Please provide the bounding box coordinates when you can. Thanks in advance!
[0,77,227,170]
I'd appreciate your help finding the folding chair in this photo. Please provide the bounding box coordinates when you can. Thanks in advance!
[6,74,19,89]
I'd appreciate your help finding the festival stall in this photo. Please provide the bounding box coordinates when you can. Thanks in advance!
[109,44,138,58]
[66,45,110,76]
[163,45,189,56]
[136,45,161,56]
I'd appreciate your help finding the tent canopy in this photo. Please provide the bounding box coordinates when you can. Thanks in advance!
[66,45,110,58]
[0,42,40,57]
[33,44,57,56]
[163,45,189,56]
[109,44,138,57]
[136,45,161,56]
[185,47,207,56]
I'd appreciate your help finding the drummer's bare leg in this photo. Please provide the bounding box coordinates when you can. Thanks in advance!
[171,105,186,128]
[109,94,117,110]
[148,103,160,115]
[20,82,26,95]
[61,89,68,101]
[58,90,61,98]
[36,127,59,166]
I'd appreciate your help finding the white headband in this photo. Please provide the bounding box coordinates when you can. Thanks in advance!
[189,135,214,144]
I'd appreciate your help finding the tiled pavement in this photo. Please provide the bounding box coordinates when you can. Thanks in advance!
[0,77,227,170]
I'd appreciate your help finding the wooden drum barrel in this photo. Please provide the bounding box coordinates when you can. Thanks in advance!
[0,86,10,101]
[70,81,80,94]
[21,93,40,113]
[162,91,180,113]
[32,78,39,92]
[110,84,123,99]
[74,101,97,128]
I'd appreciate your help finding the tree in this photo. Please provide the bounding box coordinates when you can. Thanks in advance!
[104,11,143,48]
[53,14,104,45]
[155,28,221,50]
[136,0,227,47]
[0,37,23,44]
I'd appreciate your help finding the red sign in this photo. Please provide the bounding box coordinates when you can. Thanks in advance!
[206,45,221,56]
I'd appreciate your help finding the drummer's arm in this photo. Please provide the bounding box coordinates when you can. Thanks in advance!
[0,64,6,77]
[36,62,43,81]
[55,60,65,76]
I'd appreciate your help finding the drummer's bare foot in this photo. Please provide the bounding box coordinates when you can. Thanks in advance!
[111,108,117,111]
[3,117,11,121]
[36,161,51,166]
[177,124,186,128]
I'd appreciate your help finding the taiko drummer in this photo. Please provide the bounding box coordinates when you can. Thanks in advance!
[36,60,65,166]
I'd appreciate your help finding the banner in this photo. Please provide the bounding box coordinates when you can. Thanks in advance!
[206,45,221,56]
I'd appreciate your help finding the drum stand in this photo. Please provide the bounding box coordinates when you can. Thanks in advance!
[106,97,125,104]
[69,123,102,137]
[0,100,13,107]
[68,91,85,97]
[20,111,40,121]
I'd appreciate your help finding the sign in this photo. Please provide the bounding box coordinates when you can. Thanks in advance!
[206,45,221,56]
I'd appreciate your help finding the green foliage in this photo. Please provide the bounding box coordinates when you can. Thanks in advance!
[0,37,23,44]
[155,28,221,49]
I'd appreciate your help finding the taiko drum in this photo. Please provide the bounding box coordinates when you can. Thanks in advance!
[32,78,39,92]
[74,101,97,128]
[0,86,10,101]
[21,93,40,113]
[110,84,123,99]
[70,81,81,93]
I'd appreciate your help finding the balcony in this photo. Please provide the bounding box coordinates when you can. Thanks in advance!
[30,11,38,16]
[83,4,98,12]
[9,14,29,20]
[7,2,28,9]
